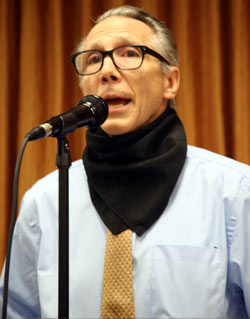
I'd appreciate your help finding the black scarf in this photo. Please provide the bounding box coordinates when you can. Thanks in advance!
[82,106,187,236]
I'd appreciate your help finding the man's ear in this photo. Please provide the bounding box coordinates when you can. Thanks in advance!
[163,66,180,100]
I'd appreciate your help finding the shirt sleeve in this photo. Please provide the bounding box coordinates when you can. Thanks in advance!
[228,175,250,318]
[0,192,42,319]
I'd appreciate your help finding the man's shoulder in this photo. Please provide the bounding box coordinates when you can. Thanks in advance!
[28,159,85,194]
[19,159,88,222]
[186,145,250,179]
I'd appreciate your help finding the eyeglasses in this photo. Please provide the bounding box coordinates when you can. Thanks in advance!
[71,45,170,76]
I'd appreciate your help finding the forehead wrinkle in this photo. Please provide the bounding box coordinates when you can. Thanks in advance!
[85,16,155,51]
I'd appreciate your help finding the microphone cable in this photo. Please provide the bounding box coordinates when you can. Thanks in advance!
[1,135,30,319]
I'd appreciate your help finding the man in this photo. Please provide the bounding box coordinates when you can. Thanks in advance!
[1,5,250,319]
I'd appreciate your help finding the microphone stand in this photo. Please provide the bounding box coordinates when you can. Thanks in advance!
[56,135,71,319]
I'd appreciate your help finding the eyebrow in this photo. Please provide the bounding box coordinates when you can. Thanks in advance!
[87,36,140,51]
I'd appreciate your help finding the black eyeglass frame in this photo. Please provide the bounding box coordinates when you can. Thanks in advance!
[71,45,171,76]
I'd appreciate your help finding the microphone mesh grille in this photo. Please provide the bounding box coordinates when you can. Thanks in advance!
[77,95,109,127]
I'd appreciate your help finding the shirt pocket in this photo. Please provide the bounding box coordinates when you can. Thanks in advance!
[151,244,224,318]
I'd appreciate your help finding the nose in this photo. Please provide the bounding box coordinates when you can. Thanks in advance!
[100,56,121,83]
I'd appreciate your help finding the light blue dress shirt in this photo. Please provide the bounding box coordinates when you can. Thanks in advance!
[0,145,250,318]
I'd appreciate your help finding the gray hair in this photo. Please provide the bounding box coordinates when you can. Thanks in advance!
[76,5,179,108]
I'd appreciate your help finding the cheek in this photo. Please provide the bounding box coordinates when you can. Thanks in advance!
[139,74,164,106]
[140,77,166,122]
[81,78,96,95]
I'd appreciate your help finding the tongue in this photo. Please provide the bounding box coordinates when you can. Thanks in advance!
[106,98,129,107]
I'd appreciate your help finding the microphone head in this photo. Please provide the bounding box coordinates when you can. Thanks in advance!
[77,95,109,127]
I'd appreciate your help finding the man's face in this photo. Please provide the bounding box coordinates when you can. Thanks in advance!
[81,16,178,136]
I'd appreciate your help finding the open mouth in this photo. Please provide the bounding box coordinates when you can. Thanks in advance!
[105,98,131,108]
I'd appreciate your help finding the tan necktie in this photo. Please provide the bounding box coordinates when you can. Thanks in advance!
[101,229,135,319]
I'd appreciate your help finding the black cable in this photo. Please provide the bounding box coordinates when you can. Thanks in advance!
[1,135,30,319]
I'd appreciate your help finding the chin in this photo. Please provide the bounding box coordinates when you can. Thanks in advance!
[101,122,133,136]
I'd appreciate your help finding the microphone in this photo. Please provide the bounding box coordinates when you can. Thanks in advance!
[26,95,108,141]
